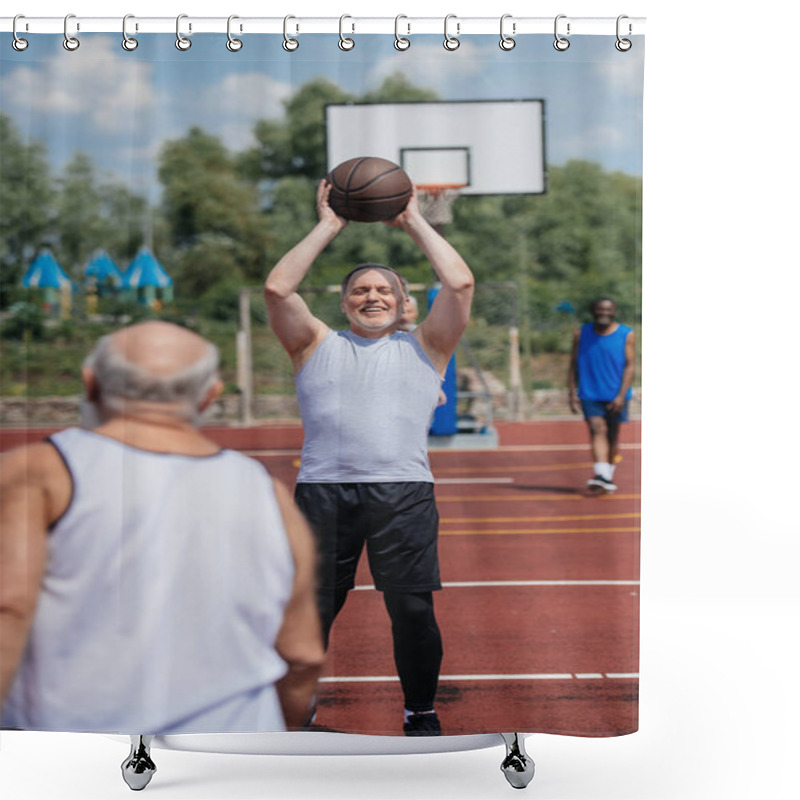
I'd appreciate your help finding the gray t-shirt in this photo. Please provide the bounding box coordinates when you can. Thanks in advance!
[294,330,442,483]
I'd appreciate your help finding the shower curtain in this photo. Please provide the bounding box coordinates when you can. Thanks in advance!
[0,26,643,738]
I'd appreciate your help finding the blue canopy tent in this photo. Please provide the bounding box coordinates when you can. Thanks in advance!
[21,250,73,315]
[85,250,123,293]
[121,248,173,307]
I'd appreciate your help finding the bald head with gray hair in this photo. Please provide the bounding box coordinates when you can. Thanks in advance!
[83,321,220,424]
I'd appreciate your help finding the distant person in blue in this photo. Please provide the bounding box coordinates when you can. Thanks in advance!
[568,298,636,494]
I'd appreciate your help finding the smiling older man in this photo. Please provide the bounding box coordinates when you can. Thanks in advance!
[264,181,474,736]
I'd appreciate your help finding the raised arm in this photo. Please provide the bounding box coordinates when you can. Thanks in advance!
[264,181,346,371]
[271,480,325,730]
[1,445,68,705]
[390,193,474,374]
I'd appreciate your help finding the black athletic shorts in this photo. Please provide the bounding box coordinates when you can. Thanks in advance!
[294,482,441,594]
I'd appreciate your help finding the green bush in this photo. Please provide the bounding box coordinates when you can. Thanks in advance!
[1,302,46,341]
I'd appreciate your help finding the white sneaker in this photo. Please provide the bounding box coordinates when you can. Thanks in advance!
[587,475,617,493]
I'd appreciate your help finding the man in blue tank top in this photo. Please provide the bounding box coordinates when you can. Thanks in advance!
[568,298,636,494]
[265,181,474,736]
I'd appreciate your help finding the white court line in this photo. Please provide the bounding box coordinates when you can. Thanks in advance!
[321,673,639,683]
[435,477,514,485]
[352,580,639,590]
[242,443,641,458]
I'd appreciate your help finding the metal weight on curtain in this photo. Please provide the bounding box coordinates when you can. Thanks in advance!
[338,15,355,51]
[554,15,570,51]
[499,15,516,51]
[394,15,410,51]
[443,14,460,51]
[12,14,29,51]
[616,15,632,51]
[122,15,138,51]
[283,15,299,51]
[175,14,191,51]
[63,13,79,51]
[227,15,243,52]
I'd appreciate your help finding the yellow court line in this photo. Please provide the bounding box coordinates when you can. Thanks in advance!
[435,462,595,474]
[441,512,641,524]
[436,493,641,502]
[440,527,641,536]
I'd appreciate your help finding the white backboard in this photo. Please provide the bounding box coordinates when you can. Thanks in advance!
[326,100,546,196]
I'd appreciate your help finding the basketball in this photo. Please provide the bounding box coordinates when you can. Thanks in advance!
[326,157,413,223]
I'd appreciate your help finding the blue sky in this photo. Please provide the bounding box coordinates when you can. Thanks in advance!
[1,32,643,201]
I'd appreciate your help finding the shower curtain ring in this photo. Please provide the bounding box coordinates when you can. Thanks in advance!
[12,15,29,51]
[499,14,516,51]
[175,14,192,51]
[615,15,632,51]
[226,15,243,51]
[338,15,355,50]
[63,14,80,51]
[283,15,299,51]
[394,15,410,51]
[554,15,570,51]
[443,14,460,51]
[122,15,138,51]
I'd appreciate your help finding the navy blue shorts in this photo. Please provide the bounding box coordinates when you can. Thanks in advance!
[581,398,630,423]
[294,482,441,594]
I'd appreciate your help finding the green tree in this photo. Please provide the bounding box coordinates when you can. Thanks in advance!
[158,127,272,294]
[0,113,55,306]
[55,152,107,275]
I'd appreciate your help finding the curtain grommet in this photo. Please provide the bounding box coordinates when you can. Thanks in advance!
[338,15,355,51]
[122,14,139,51]
[283,15,299,51]
[394,15,410,51]
[554,15,570,51]
[443,14,460,51]
[226,15,243,52]
[63,14,80,51]
[499,14,516,51]
[175,14,191,51]
[12,15,29,51]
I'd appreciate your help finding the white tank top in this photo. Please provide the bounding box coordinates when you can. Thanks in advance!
[294,330,442,483]
[1,428,295,734]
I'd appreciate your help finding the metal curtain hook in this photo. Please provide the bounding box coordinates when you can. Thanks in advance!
[12,14,29,51]
[443,14,460,51]
[554,14,570,51]
[283,15,299,51]
[175,14,191,50]
[339,14,355,50]
[63,13,80,51]
[122,14,138,51]
[499,14,516,51]
[227,15,243,51]
[394,15,410,51]
[615,15,632,51]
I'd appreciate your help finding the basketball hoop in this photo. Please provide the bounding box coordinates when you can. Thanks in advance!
[416,184,464,227]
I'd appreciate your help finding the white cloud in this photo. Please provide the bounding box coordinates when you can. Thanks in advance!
[1,38,156,133]
[594,53,645,97]
[200,72,291,119]
[366,39,489,91]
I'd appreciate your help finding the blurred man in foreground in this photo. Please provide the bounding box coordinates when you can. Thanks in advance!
[1,321,324,733]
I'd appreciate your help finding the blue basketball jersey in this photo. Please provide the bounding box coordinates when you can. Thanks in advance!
[576,323,633,402]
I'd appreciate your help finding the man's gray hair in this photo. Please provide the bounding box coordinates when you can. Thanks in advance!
[85,333,219,419]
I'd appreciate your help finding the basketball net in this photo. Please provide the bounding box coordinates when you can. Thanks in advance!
[417,185,463,227]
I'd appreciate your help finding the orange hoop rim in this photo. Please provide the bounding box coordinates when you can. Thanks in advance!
[415,183,466,195]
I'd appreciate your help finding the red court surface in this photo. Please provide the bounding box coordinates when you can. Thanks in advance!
[0,420,640,738]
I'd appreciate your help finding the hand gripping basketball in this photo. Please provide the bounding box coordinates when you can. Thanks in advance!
[317,180,349,231]
[382,187,422,229]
